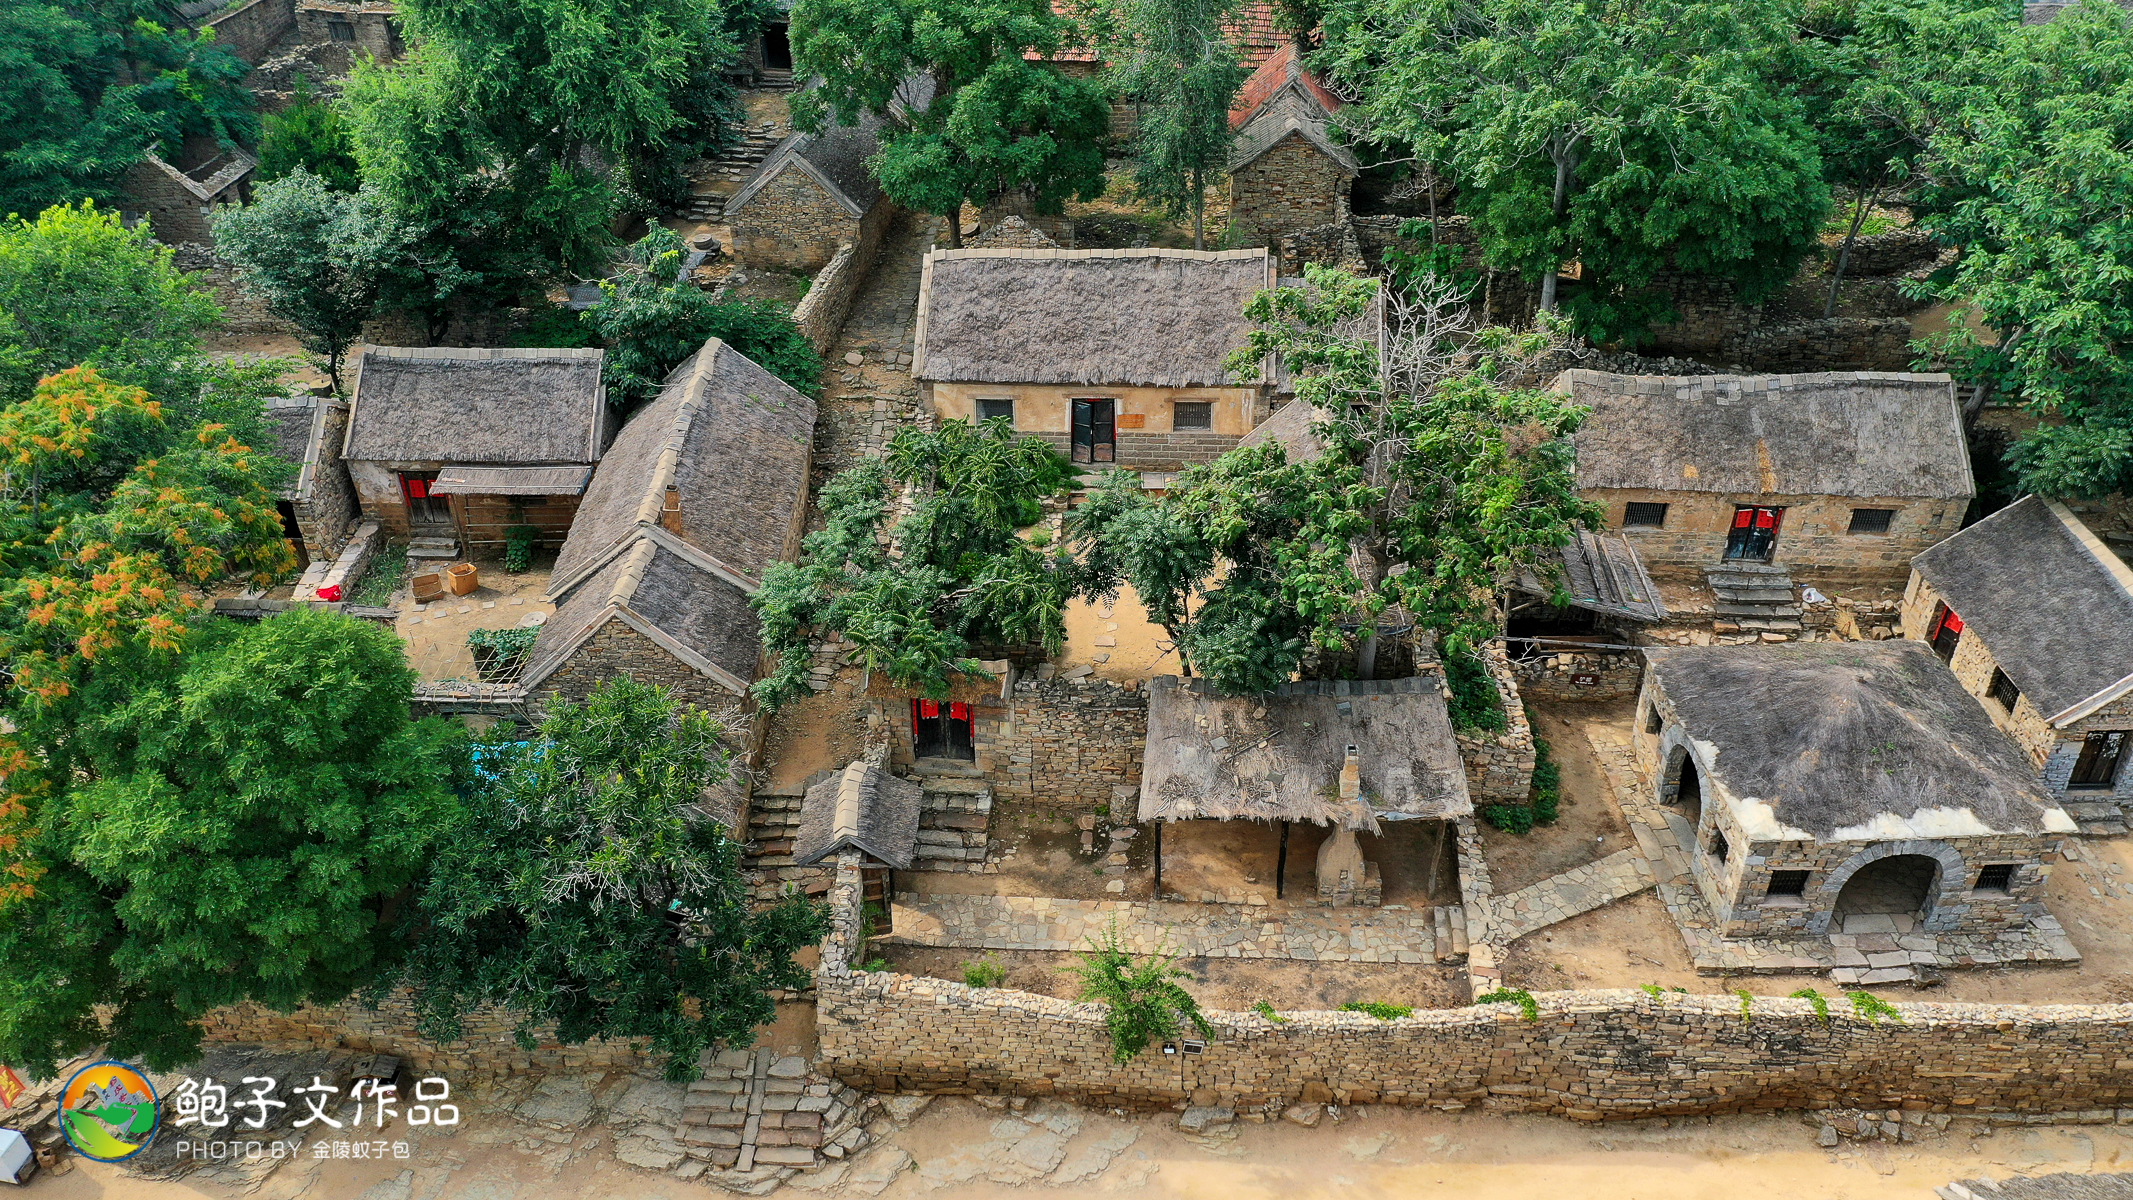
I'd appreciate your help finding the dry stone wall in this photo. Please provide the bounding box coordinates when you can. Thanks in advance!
[994,677,1148,808]
[1229,135,1352,241]
[201,992,647,1080]
[793,243,865,355]
[1512,649,1644,703]
[1453,643,1536,804]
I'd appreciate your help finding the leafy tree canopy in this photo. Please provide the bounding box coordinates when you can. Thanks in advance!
[0,607,460,1073]
[391,678,824,1079]
[1101,0,1248,249]
[255,78,363,193]
[1322,0,1830,343]
[790,0,1111,245]
[753,419,1078,709]
[584,227,824,406]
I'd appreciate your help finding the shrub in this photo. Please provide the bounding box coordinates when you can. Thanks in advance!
[1339,1001,1412,1020]
[504,524,541,574]
[1474,987,1539,1021]
[1252,999,1287,1024]
[1789,987,1830,1024]
[1479,803,1536,834]
[1445,640,1506,732]
[962,956,1007,989]
[1070,921,1214,1062]
[1528,731,1562,825]
[467,627,538,682]
[1846,990,1904,1024]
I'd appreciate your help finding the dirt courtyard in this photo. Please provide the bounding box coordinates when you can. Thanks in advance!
[393,562,556,683]
[877,944,1470,1012]
[1480,699,1637,893]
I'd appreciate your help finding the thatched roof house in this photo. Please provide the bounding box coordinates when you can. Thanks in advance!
[1138,675,1472,832]
[794,760,925,868]
[344,346,608,468]
[517,339,816,707]
[262,395,359,563]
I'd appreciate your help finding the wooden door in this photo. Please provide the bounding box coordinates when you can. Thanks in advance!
[1723,505,1783,562]
[1071,398,1116,464]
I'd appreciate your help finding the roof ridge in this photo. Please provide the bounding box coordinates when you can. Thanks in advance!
[356,345,605,361]
[631,344,720,530]
[605,538,659,608]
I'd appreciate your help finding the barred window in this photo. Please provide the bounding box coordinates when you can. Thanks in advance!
[1974,863,2016,892]
[1848,508,1896,534]
[1623,501,1669,528]
[976,398,1015,423]
[1765,870,1810,898]
[1172,402,1213,431]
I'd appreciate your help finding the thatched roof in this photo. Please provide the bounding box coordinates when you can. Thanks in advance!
[1516,530,1667,622]
[1646,641,2073,842]
[550,339,815,596]
[914,248,1277,388]
[523,338,816,698]
[1138,675,1472,831]
[343,346,607,466]
[1911,496,2133,724]
[1230,89,1359,175]
[1558,370,1974,501]
[794,760,925,868]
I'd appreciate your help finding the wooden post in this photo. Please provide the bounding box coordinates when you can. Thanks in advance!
[1425,820,1448,900]
[1276,821,1290,899]
[1153,820,1163,900]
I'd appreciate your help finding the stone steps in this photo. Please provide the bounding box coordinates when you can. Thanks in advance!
[2061,799,2130,837]
[1429,905,1469,963]
[408,535,460,560]
[1706,563,1802,634]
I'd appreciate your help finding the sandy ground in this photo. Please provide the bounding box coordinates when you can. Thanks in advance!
[48,1094,2133,1200]
[880,944,1468,1011]
[758,689,873,794]
[393,563,556,683]
[1054,585,1182,682]
[1478,699,1635,893]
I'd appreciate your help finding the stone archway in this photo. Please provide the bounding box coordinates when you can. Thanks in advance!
[1831,854,1941,933]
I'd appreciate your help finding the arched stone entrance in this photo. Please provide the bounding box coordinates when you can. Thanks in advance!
[1832,853,1941,933]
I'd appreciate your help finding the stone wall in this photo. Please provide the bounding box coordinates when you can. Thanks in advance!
[793,243,864,355]
[1453,642,1536,805]
[282,397,359,559]
[205,0,296,64]
[1275,220,1366,276]
[814,857,2133,1116]
[527,618,751,716]
[994,677,1149,808]
[1228,135,1352,242]
[1511,648,1643,704]
[1720,318,1917,374]
[201,990,647,1080]
[1019,428,1245,472]
[729,170,878,275]
[294,1,401,61]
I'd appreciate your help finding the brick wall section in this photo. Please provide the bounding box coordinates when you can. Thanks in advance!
[1592,488,1963,590]
[1454,643,1536,805]
[729,171,888,275]
[205,0,296,64]
[813,856,2133,1116]
[994,678,1149,807]
[1229,135,1352,241]
[200,991,647,1080]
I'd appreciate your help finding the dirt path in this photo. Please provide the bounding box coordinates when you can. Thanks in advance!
[1479,699,1635,893]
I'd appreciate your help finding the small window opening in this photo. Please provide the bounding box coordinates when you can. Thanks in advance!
[1987,667,2021,712]
[1766,869,1810,898]
[1928,602,1963,662]
[1645,705,1663,734]
[1848,507,1896,534]
[1708,829,1729,862]
[1623,501,1669,528]
[976,397,1015,423]
[328,19,355,40]
[1172,401,1213,431]
[1974,863,2016,893]
[2069,730,2127,789]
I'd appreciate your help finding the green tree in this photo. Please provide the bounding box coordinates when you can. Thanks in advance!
[752,420,1078,709]
[391,679,824,1079]
[583,227,824,405]
[1070,922,1213,1062]
[0,607,458,1073]
[1323,0,1829,342]
[790,0,1112,247]
[1107,0,1249,249]
[212,170,420,390]
[254,78,362,193]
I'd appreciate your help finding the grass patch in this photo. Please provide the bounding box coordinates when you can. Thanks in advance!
[348,545,407,607]
[1340,1001,1413,1020]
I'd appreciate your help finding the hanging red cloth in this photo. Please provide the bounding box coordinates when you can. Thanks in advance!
[1940,610,1963,635]
[1732,508,1753,528]
[1756,508,1778,529]
[918,699,940,719]
[949,702,969,722]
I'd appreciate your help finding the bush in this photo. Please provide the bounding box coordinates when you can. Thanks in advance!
[1339,1001,1412,1020]
[1444,639,1506,732]
[1479,803,1536,834]
[467,627,538,682]
[504,524,541,573]
[962,956,1007,988]
[1070,921,1214,1062]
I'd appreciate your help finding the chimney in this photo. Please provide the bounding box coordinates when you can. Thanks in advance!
[659,484,682,535]
[1339,744,1360,802]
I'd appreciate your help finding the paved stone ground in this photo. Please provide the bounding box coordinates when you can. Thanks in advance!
[884,893,1457,964]
[1487,849,1657,943]
[1580,720,2082,979]
[811,210,940,482]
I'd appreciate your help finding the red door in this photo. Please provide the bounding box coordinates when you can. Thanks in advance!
[1724,506,1783,562]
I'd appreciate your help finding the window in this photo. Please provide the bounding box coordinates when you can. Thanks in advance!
[1172,402,1213,431]
[327,18,355,39]
[976,397,1015,423]
[1928,602,1963,662]
[1974,863,2016,893]
[1645,706,1663,734]
[1848,507,1896,535]
[2069,730,2128,790]
[1623,501,1669,528]
[1765,870,1810,899]
[1708,829,1730,862]
[1987,667,2021,712]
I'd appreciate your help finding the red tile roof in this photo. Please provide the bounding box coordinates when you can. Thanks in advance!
[1227,40,1342,129]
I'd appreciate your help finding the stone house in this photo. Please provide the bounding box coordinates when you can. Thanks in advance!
[120,137,256,245]
[263,394,359,566]
[1138,675,1473,906]
[515,338,816,712]
[1903,495,2133,835]
[1226,42,1358,241]
[725,77,928,274]
[1560,370,1974,590]
[340,346,609,554]
[1635,640,2075,944]
[914,248,1278,470]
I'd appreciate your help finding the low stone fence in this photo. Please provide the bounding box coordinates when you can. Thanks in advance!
[1452,642,1536,804]
[792,242,867,355]
[817,853,2133,1116]
[1720,317,1916,374]
[1510,647,1644,703]
[200,990,647,1080]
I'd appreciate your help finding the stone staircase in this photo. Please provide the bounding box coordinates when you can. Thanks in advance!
[1706,562,1802,637]
[741,785,826,902]
[408,534,460,562]
[1428,904,1470,963]
[2060,796,2130,838]
[740,766,992,898]
[914,774,993,872]
[677,124,789,224]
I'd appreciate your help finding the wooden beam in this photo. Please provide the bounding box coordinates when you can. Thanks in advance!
[1276,821,1289,900]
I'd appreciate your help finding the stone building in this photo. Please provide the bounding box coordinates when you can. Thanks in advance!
[1226,42,1358,241]
[340,346,609,554]
[1635,640,2075,944]
[915,248,1278,470]
[1138,675,1472,906]
[1903,495,2133,835]
[263,394,359,566]
[725,77,928,273]
[1560,370,1974,591]
[516,339,816,711]
[120,137,255,245]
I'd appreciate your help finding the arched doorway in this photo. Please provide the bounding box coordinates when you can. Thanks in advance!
[1669,752,1703,827]
[1832,854,1941,933]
